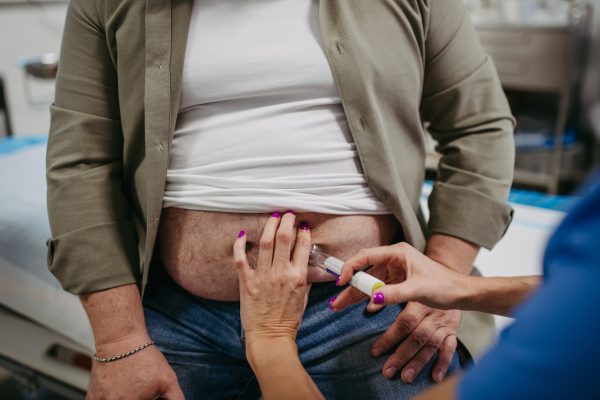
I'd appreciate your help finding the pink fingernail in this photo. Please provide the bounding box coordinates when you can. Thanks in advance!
[300,222,308,231]
[329,306,334,311]
[272,212,280,218]
[329,296,337,306]
[336,276,340,286]
[286,210,294,214]
[373,292,385,304]
[238,230,245,238]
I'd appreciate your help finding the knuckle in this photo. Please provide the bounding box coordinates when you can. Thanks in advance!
[427,335,444,350]
[260,238,274,251]
[436,358,451,370]
[398,317,416,334]
[397,242,410,251]
[397,242,412,256]
[408,358,426,372]
[391,351,410,368]
[248,284,260,297]
[276,230,293,244]
[293,268,306,281]
[441,337,458,352]
[295,236,311,250]
[375,335,393,350]
[277,275,288,287]
[234,258,245,269]
[357,248,369,258]
[412,330,431,348]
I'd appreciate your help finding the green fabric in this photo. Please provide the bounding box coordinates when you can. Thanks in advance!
[47,0,515,359]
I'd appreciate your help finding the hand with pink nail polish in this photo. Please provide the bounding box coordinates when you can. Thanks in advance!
[233,213,312,346]
[334,242,467,384]
[336,242,468,316]
[233,217,324,400]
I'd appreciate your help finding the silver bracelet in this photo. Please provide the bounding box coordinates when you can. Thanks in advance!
[94,341,155,362]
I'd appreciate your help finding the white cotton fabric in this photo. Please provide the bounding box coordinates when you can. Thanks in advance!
[163,0,391,215]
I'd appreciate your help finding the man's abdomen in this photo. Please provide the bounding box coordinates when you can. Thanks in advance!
[157,208,400,301]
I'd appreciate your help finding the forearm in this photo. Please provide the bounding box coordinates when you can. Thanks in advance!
[425,233,479,275]
[459,275,540,317]
[425,234,540,315]
[246,338,324,400]
[79,283,150,357]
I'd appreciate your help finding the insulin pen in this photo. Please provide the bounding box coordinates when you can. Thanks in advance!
[308,244,385,296]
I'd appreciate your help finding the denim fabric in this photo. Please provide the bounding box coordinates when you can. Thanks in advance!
[143,273,460,400]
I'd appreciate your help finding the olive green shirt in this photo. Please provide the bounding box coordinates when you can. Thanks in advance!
[46,0,515,358]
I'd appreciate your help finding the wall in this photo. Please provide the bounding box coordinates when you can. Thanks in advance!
[0,1,67,136]
[0,0,599,136]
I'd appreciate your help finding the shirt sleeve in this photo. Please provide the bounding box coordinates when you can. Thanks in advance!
[46,0,141,294]
[458,173,600,399]
[420,0,516,250]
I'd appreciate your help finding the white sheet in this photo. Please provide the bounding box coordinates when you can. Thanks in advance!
[0,144,94,351]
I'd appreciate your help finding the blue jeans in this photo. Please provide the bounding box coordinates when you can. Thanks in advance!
[143,270,460,400]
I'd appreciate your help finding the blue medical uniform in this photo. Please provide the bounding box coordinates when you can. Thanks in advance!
[459,172,600,400]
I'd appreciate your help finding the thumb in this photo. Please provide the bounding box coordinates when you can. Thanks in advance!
[369,280,420,307]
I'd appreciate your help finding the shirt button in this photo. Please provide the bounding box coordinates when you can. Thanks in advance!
[159,143,163,150]
[158,65,163,69]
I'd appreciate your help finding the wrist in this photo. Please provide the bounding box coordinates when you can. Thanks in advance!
[94,333,152,359]
[79,284,149,350]
[453,275,479,311]
[246,336,298,371]
[425,234,480,275]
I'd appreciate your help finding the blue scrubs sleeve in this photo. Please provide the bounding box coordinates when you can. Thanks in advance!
[459,173,600,400]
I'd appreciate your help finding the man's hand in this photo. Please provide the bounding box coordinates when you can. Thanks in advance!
[87,339,184,400]
[370,303,461,383]
[80,284,185,400]
[331,234,479,383]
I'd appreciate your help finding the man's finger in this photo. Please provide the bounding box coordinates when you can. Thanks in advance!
[380,319,437,379]
[371,302,428,356]
[399,328,450,383]
[291,221,311,270]
[233,231,252,280]
[273,211,296,269]
[431,335,457,383]
[256,212,281,272]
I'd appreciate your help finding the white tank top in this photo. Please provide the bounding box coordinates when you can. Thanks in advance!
[163,0,391,215]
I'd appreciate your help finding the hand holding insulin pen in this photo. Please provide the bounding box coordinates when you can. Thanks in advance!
[308,244,385,296]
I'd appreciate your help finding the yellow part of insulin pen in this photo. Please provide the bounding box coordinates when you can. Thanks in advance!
[308,245,385,296]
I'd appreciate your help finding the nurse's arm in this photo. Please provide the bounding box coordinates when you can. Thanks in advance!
[246,338,325,400]
[455,275,540,317]
[339,243,540,317]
